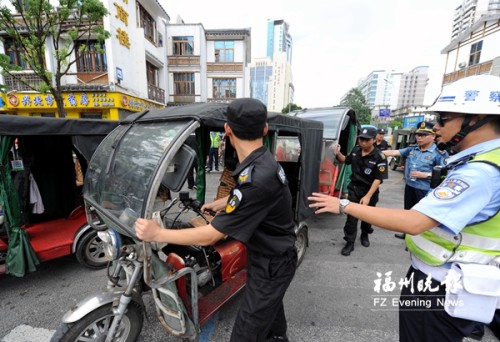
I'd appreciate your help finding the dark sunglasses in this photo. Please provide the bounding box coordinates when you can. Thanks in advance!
[415,133,431,137]
[437,114,463,126]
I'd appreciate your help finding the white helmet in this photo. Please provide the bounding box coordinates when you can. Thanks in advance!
[428,75,500,115]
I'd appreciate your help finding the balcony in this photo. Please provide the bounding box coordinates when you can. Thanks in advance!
[207,63,244,73]
[3,71,44,91]
[443,60,493,85]
[148,84,165,104]
[168,56,200,66]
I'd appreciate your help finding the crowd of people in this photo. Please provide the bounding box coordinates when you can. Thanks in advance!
[136,74,500,342]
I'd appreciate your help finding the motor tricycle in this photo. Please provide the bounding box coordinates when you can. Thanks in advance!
[51,102,323,341]
[0,115,118,276]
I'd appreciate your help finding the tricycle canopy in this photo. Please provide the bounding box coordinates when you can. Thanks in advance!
[84,102,323,239]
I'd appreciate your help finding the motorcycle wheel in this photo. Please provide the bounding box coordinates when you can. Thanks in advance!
[390,158,398,171]
[75,229,107,269]
[51,302,143,342]
[295,226,308,267]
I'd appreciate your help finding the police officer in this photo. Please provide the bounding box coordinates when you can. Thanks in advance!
[207,131,221,172]
[383,121,448,239]
[334,126,388,256]
[136,98,297,342]
[375,128,390,151]
[309,74,500,341]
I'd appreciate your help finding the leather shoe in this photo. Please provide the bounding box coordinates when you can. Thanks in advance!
[395,233,406,239]
[341,241,354,256]
[360,233,370,247]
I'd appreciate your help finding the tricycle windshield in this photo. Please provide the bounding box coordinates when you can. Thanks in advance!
[85,120,189,233]
[295,109,345,139]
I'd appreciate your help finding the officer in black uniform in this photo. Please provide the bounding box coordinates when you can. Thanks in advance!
[135,98,297,342]
[375,128,390,151]
[334,126,388,256]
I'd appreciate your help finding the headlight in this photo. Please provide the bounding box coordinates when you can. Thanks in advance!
[97,229,121,260]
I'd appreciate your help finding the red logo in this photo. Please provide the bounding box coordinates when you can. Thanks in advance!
[121,95,128,107]
[8,94,19,107]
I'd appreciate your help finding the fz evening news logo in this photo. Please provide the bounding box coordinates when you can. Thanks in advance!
[371,271,464,310]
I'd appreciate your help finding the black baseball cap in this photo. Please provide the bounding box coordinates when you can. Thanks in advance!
[358,127,377,139]
[226,98,267,135]
[416,121,435,135]
[377,128,386,134]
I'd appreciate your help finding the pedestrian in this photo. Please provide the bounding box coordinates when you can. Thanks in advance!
[308,75,500,342]
[135,98,297,342]
[333,126,388,256]
[207,131,221,172]
[383,121,448,239]
[375,128,390,151]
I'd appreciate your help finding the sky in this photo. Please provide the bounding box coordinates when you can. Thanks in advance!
[165,0,459,108]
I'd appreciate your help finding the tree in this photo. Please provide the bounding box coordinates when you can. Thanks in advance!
[281,103,302,114]
[389,118,403,130]
[0,0,110,118]
[340,88,372,125]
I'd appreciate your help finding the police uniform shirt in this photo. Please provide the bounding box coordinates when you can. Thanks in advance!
[345,146,388,188]
[399,143,448,191]
[413,139,500,235]
[376,140,390,151]
[211,146,296,255]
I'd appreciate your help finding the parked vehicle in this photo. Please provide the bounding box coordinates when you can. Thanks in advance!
[0,116,118,276]
[388,128,416,171]
[51,102,323,341]
[292,106,359,197]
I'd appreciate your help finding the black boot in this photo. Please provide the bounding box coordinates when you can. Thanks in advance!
[341,241,354,256]
[394,233,406,239]
[266,335,289,342]
[360,233,370,247]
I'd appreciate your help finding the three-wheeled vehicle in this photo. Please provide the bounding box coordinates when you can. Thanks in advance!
[292,106,359,197]
[51,102,323,341]
[388,128,416,171]
[0,115,118,276]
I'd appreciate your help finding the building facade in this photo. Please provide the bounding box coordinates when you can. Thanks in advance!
[396,66,429,108]
[451,0,500,40]
[0,0,170,119]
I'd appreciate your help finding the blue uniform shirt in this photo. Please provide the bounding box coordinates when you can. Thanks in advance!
[399,143,448,191]
[413,138,500,235]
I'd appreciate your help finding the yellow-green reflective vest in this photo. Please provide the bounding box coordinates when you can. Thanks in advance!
[210,133,220,148]
[406,148,500,266]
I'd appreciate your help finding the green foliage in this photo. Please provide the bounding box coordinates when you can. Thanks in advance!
[282,103,302,114]
[389,118,403,130]
[0,0,110,117]
[340,88,372,124]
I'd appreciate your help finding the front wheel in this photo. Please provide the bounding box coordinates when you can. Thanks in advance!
[51,302,143,342]
[295,226,308,267]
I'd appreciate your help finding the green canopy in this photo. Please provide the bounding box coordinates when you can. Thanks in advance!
[335,123,357,195]
[0,136,39,277]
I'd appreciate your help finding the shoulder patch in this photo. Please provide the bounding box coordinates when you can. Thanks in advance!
[226,189,243,214]
[277,164,288,185]
[432,178,470,200]
[378,151,386,160]
[238,166,254,185]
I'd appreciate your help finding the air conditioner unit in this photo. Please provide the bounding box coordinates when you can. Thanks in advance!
[458,62,467,69]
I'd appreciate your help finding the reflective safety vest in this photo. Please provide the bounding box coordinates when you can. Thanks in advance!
[406,148,500,266]
[210,133,220,148]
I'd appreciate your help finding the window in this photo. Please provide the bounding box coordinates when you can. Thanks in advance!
[75,41,107,72]
[174,73,195,95]
[213,78,236,99]
[146,61,159,86]
[214,41,234,62]
[173,36,194,55]
[469,40,482,66]
[4,37,30,69]
[138,3,156,44]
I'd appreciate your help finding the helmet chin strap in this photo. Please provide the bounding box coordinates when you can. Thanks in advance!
[437,115,495,151]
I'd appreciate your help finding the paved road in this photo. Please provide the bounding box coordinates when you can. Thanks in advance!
[0,169,497,341]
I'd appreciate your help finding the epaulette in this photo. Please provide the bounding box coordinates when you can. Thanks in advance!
[237,165,254,185]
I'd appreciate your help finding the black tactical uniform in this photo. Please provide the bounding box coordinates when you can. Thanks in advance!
[211,145,297,342]
[343,145,388,242]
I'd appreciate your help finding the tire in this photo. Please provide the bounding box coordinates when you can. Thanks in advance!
[75,229,107,269]
[51,302,143,342]
[295,226,308,267]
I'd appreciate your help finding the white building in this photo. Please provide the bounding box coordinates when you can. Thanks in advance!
[442,13,500,86]
[451,0,500,40]
[0,0,170,119]
[396,66,429,108]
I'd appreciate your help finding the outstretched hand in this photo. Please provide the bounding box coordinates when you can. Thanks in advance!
[308,192,340,214]
[135,218,162,242]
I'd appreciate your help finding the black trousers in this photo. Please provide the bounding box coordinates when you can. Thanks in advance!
[399,266,477,342]
[404,184,428,210]
[207,147,219,170]
[343,183,379,242]
[230,248,297,342]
